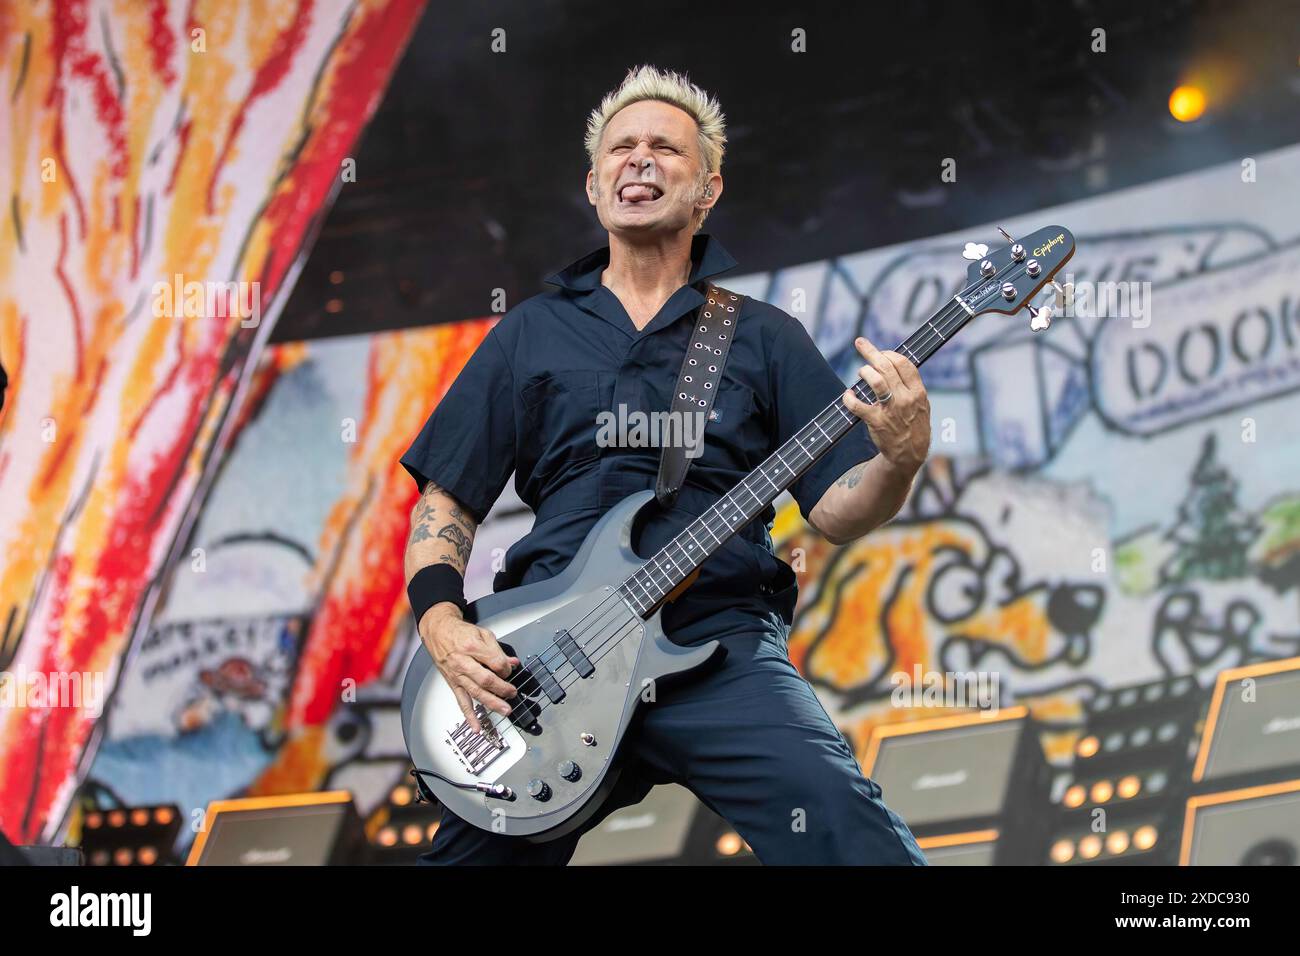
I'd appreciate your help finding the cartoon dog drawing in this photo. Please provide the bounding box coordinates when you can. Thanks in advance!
[773,459,1107,758]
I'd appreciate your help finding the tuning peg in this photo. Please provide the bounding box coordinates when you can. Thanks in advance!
[997,227,1015,244]
[1050,280,1074,311]
[962,241,989,261]
[1027,304,1053,332]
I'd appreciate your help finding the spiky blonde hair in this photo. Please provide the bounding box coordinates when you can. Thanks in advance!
[584,65,727,227]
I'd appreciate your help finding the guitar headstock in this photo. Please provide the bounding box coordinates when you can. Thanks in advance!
[959,225,1076,331]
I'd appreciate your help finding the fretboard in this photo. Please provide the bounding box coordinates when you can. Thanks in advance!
[618,293,976,618]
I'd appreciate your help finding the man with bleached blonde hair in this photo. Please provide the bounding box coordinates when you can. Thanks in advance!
[583,64,727,232]
[402,65,931,865]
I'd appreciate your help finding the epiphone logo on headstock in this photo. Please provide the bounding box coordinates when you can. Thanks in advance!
[1034,233,1066,258]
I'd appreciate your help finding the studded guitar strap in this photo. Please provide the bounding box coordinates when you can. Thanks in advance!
[655,282,746,509]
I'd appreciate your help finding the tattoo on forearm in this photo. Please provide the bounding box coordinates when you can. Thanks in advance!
[406,481,476,566]
[407,482,441,549]
[437,523,473,565]
[835,462,869,490]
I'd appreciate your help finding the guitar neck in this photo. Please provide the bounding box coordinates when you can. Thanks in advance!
[618,294,977,618]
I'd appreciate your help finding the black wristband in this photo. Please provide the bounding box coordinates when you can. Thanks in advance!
[407,564,467,625]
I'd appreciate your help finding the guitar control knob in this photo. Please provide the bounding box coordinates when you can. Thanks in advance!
[558,760,581,782]
[580,733,597,747]
[1025,258,1041,277]
[527,778,551,802]
[1010,243,1026,262]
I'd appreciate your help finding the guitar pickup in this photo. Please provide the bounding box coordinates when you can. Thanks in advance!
[521,654,565,704]
[555,629,594,679]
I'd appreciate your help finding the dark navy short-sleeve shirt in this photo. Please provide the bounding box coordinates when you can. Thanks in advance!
[401,234,877,644]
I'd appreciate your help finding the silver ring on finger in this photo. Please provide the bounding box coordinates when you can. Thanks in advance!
[878,391,893,404]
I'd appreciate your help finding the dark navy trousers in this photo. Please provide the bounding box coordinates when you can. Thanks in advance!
[417,629,928,866]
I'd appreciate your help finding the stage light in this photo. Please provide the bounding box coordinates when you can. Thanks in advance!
[326,298,344,314]
[366,774,442,863]
[1169,85,1206,123]
[329,270,345,284]
[1079,835,1102,859]
[1064,784,1087,809]
[1106,831,1130,855]
[716,831,744,856]
[1090,780,1114,804]
[1076,735,1099,758]
[1050,839,1075,863]
[80,804,183,866]
[1117,775,1141,799]
[1133,825,1158,850]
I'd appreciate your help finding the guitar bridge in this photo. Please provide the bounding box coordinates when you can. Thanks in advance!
[444,705,509,775]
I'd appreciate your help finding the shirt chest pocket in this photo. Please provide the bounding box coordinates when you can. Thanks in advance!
[636,374,759,471]
[699,381,760,468]
[520,370,613,487]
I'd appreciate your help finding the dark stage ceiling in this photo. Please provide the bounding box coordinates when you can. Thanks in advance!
[270,0,1300,343]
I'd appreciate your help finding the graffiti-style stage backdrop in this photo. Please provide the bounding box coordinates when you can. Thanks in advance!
[0,0,426,842]
[5,30,1299,847]
[78,145,1300,849]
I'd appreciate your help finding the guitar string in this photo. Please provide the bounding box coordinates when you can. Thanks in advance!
[471,294,975,714]
[461,295,978,725]
[506,288,984,677]
[456,273,1046,752]
[461,258,1047,734]
[470,283,1001,721]
[619,256,1048,611]
[483,289,990,716]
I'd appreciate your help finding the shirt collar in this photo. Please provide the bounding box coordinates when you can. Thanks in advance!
[543,233,739,292]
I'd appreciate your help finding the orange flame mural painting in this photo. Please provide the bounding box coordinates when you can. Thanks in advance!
[0,0,425,842]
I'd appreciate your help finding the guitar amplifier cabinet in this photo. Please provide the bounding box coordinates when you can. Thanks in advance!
[0,832,83,866]
[15,846,85,866]
[1193,656,1300,787]
[186,791,364,866]
[1180,778,1300,866]
[569,783,707,866]
[862,706,1052,864]
[916,829,999,866]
